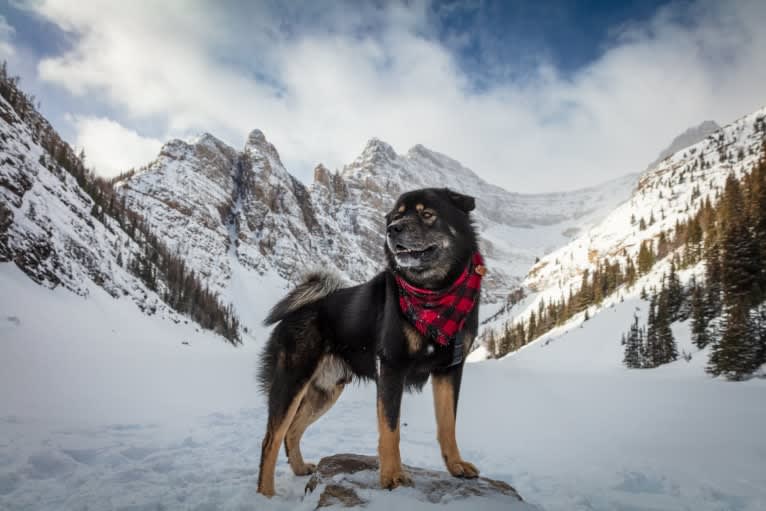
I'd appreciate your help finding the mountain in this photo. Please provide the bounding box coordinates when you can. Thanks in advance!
[117,133,637,310]
[0,84,156,305]
[648,120,720,170]
[114,130,378,311]
[0,69,240,341]
[479,105,766,356]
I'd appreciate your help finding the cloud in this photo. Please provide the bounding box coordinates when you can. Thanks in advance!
[0,15,16,59]
[71,116,162,178]
[21,0,766,191]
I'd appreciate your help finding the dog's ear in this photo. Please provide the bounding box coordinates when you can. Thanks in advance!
[444,188,475,213]
[385,207,398,225]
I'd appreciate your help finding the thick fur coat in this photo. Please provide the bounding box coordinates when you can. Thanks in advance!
[256,188,482,496]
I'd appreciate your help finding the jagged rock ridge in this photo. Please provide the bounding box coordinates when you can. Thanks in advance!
[118,133,637,306]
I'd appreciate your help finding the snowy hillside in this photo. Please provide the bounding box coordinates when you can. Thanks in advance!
[482,105,766,343]
[0,93,168,314]
[2,261,765,511]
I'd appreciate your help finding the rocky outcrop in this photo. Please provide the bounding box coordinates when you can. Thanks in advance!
[304,454,534,509]
[648,120,720,170]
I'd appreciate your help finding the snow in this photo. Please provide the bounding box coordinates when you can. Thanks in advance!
[3,74,765,511]
[2,262,765,511]
[484,105,766,342]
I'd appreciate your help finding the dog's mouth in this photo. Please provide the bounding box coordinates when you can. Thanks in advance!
[394,244,437,259]
[392,243,439,268]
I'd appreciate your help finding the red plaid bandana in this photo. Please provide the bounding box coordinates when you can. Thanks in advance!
[395,252,486,346]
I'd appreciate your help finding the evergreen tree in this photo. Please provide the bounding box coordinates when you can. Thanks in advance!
[643,296,658,368]
[709,303,759,379]
[638,241,655,274]
[704,234,723,319]
[623,314,643,368]
[708,174,763,378]
[686,216,703,262]
[625,257,637,286]
[655,288,678,364]
[666,263,684,321]
[690,278,710,349]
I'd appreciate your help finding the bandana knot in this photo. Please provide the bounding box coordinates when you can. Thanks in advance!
[395,252,485,346]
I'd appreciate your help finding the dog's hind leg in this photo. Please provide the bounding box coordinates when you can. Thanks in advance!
[284,381,345,476]
[257,377,310,497]
[431,368,479,479]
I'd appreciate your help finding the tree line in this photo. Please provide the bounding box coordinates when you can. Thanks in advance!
[1,63,241,344]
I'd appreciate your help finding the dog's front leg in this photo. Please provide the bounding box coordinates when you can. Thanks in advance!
[432,367,479,479]
[377,361,413,490]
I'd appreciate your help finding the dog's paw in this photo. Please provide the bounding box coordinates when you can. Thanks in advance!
[447,459,480,478]
[380,469,414,490]
[257,483,276,498]
[292,462,317,476]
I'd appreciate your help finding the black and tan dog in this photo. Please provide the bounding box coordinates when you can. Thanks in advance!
[256,187,485,497]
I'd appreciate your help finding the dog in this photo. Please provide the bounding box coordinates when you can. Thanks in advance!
[255,187,485,497]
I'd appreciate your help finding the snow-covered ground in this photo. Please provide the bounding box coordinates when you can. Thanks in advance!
[1,262,765,511]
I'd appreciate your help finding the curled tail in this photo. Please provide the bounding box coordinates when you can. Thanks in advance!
[263,270,345,326]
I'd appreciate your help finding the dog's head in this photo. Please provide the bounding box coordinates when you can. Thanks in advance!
[385,188,478,289]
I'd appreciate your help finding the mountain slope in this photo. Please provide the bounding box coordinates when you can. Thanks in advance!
[0,92,161,307]
[0,69,239,341]
[481,105,766,352]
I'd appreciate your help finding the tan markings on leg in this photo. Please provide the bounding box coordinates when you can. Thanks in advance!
[431,375,479,479]
[377,398,412,490]
[461,331,474,357]
[285,383,344,476]
[403,323,424,355]
[257,383,310,497]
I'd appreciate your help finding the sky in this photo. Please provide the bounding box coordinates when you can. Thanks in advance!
[0,0,765,193]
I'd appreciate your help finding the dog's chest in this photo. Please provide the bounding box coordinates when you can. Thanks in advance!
[402,323,468,368]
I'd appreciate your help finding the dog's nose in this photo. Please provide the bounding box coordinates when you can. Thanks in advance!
[387,222,404,236]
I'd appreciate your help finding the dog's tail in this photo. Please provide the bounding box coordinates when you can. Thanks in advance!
[262,270,346,326]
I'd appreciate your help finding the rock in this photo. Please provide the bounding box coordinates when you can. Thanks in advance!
[304,453,530,509]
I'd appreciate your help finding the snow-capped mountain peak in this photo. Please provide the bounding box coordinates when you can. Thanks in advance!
[350,137,399,170]
[648,119,721,170]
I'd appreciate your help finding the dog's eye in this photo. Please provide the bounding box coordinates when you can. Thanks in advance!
[421,210,434,220]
